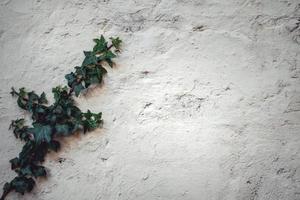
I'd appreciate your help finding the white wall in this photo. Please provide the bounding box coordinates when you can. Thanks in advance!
[0,0,299,199]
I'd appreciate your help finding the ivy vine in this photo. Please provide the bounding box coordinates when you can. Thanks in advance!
[0,35,122,200]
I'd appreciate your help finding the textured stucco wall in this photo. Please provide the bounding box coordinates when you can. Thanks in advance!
[0,0,300,199]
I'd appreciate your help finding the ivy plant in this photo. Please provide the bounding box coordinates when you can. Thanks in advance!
[0,35,122,200]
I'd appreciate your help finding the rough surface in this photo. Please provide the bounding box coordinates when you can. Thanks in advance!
[0,0,300,200]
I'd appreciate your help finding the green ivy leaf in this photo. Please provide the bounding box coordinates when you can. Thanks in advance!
[110,37,122,51]
[93,35,108,53]
[74,83,85,97]
[82,110,102,132]
[29,124,52,144]
[55,124,70,136]
[32,165,47,177]
[9,177,35,195]
[82,51,97,66]
[16,165,32,177]
[9,119,25,130]
[17,98,27,110]
[75,66,86,78]
[100,50,116,67]
[33,143,48,163]
[38,92,48,104]
[52,86,69,102]
[15,164,46,178]
[18,141,34,166]
[18,88,27,98]
[65,72,77,87]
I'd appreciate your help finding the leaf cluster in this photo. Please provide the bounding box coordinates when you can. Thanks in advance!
[65,36,121,96]
[1,35,122,200]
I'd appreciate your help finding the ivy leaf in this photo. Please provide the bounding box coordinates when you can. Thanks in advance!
[25,91,39,112]
[18,88,27,98]
[74,83,85,97]
[65,72,77,87]
[9,177,35,195]
[55,124,70,136]
[16,165,32,177]
[83,67,101,88]
[38,92,48,104]
[110,37,122,51]
[33,143,48,163]
[69,105,82,119]
[32,165,47,177]
[17,165,47,178]
[102,50,116,60]
[28,124,52,144]
[31,105,49,123]
[17,97,27,110]
[75,66,86,78]
[82,51,97,66]
[81,110,102,132]
[100,51,116,67]
[27,92,39,102]
[52,86,69,102]
[18,141,34,166]
[10,119,25,129]
[98,65,108,74]
[93,35,108,53]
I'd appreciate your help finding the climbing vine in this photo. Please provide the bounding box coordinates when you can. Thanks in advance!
[0,35,122,200]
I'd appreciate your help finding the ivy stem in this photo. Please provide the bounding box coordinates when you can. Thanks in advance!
[107,44,113,50]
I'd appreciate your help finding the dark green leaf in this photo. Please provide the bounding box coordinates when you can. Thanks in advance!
[33,143,48,163]
[55,124,70,136]
[18,88,27,98]
[93,35,107,53]
[75,66,86,78]
[10,177,35,194]
[103,50,116,60]
[17,98,27,110]
[110,37,122,50]
[32,165,47,177]
[65,72,77,87]
[9,119,25,130]
[52,86,69,102]
[82,110,102,132]
[17,165,33,176]
[18,141,34,166]
[9,120,31,141]
[28,124,52,144]
[27,92,39,102]
[99,51,116,67]
[74,83,85,97]
[82,51,97,66]
[38,92,48,104]
[17,165,46,177]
